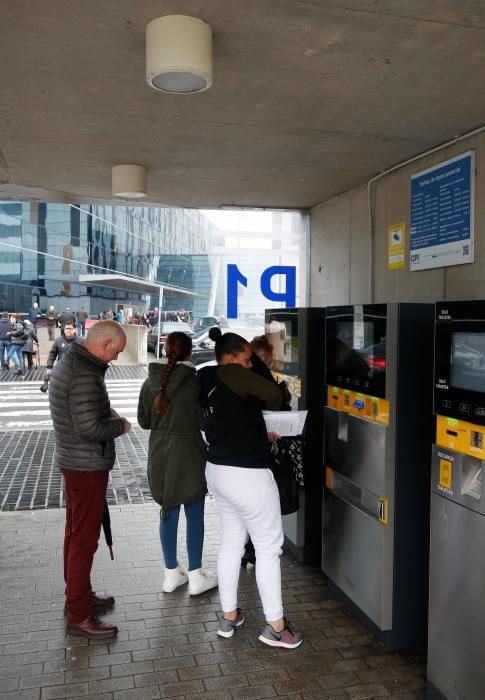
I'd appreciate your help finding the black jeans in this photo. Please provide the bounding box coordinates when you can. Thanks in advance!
[22,352,34,369]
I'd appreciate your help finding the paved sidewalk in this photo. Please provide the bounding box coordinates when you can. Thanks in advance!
[0,502,426,700]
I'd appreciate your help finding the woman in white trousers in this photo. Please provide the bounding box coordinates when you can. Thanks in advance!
[197,328,302,649]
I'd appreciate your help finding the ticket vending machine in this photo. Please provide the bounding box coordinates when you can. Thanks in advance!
[265,307,326,563]
[428,300,485,699]
[322,303,434,649]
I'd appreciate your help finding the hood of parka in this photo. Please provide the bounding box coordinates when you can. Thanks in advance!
[147,361,196,400]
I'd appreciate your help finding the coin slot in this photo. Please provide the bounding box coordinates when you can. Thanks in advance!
[461,456,482,501]
[338,411,348,443]
[471,431,483,449]
[446,429,458,437]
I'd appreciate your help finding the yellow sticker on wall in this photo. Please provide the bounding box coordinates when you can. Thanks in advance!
[388,222,405,270]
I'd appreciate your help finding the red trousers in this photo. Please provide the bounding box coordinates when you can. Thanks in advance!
[62,469,109,624]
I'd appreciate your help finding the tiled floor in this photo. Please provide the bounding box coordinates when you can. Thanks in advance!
[0,502,427,700]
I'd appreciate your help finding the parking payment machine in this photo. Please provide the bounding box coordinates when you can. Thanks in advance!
[323,303,434,648]
[428,301,485,699]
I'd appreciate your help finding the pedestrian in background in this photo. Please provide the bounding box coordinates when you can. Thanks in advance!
[21,320,39,370]
[138,332,217,596]
[49,321,131,640]
[28,302,40,331]
[76,307,88,337]
[0,311,11,369]
[59,307,76,336]
[6,313,27,375]
[46,323,79,377]
[197,328,302,649]
[46,305,58,341]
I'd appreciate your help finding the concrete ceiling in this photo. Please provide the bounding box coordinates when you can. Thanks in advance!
[1,1,485,210]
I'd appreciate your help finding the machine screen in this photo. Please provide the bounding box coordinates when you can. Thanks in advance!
[451,332,485,393]
[333,321,385,380]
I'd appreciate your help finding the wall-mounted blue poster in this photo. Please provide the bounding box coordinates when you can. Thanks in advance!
[410,151,474,271]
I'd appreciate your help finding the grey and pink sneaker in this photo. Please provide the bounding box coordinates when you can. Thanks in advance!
[258,619,302,649]
[217,609,245,638]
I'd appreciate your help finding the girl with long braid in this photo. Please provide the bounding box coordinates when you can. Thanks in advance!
[138,332,217,595]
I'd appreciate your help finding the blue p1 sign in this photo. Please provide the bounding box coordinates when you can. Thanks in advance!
[227,264,296,319]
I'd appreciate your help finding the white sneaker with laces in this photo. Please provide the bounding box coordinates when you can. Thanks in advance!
[188,568,218,595]
[162,565,188,593]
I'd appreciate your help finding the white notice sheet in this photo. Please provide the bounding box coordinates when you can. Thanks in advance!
[262,410,308,437]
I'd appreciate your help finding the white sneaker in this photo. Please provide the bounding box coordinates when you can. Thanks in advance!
[187,568,218,595]
[162,565,188,593]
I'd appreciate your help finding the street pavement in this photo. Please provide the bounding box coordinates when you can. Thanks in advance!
[0,373,146,431]
[0,366,152,510]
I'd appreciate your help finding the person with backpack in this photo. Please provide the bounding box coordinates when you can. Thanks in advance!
[197,327,302,649]
[137,331,217,596]
[6,313,27,375]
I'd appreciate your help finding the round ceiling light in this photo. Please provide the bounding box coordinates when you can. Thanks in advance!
[112,165,147,199]
[146,15,213,94]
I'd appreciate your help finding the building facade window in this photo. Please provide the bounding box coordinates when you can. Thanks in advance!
[0,202,308,321]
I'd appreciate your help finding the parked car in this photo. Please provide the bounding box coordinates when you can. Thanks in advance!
[453,343,485,370]
[85,315,99,331]
[192,345,216,366]
[147,321,195,354]
[193,315,221,332]
[363,342,386,372]
[191,325,265,366]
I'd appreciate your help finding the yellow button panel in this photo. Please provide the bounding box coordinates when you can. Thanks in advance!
[436,415,485,459]
[326,386,390,426]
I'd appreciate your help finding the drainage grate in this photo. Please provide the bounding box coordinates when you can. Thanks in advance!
[0,364,148,383]
[0,427,152,511]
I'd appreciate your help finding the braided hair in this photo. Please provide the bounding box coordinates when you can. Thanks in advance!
[153,331,192,414]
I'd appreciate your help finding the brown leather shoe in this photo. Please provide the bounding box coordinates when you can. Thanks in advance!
[92,593,115,609]
[66,615,118,639]
[64,592,115,616]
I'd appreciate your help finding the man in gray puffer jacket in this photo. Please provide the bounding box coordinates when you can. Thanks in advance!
[49,321,131,640]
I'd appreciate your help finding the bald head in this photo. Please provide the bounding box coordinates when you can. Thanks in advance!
[84,321,126,363]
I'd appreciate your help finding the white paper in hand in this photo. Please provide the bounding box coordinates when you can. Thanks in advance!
[262,410,308,437]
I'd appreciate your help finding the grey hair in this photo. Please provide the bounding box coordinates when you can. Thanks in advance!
[86,320,125,344]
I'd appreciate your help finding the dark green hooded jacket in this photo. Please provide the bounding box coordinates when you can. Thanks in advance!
[137,361,207,508]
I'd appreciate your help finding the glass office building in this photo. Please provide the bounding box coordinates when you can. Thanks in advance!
[0,202,308,320]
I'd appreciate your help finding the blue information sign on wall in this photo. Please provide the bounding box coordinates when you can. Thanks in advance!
[410,151,474,271]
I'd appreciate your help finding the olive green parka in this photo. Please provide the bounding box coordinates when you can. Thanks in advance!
[137,361,207,508]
